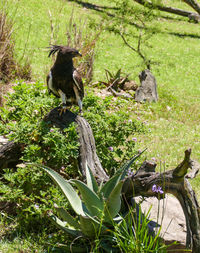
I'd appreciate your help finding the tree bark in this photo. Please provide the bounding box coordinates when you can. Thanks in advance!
[43,107,109,181]
[183,0,200,15]
[122,149,200,252]
[134,0,200,21]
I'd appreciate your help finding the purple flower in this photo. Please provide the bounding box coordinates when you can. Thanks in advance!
[50,128,54,132]
[108,147,114,152]
[152,184,157,192]
[132,137,137,142]
[127,168,134,177]
[34,204,39,210]
[157,186,164,194]
[152,184,164,194]
[128,119,132,123]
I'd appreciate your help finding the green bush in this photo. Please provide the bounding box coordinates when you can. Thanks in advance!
[0,81,145,231]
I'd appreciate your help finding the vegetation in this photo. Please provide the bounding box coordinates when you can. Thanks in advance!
[0,0,200,251]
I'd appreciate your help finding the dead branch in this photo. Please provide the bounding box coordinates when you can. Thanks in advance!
[122,149,200,252]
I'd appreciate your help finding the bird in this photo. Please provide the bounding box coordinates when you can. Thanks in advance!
[47,45,84,115]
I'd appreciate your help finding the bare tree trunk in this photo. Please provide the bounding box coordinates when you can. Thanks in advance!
[183,0,200,15]
[134,0,200,21]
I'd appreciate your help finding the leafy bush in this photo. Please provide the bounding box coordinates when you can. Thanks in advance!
[0,81,145,231]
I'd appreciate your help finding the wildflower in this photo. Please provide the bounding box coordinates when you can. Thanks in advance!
[34,204,39,210]
[132,137,137,142]
[127,169,134,177]
[152,184,157,192]
[50,128,54,132]
[108,146,114,152]
[128,119,132,123]
[151,157,156,161]
[152,184,164,194]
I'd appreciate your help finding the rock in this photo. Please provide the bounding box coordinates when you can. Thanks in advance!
[134,195,187,246]
[135,69,158,102]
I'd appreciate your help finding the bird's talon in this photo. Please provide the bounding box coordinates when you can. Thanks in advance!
[58,106,68,116]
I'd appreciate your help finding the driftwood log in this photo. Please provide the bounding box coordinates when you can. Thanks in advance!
[0,107,200,252]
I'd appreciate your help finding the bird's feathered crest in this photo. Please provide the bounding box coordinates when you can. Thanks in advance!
[48,45,61,58]
[47,45,81,58]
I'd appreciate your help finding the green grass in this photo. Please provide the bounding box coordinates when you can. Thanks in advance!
[1,0,200,251]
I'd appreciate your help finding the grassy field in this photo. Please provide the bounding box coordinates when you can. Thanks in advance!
[1,0,200,251]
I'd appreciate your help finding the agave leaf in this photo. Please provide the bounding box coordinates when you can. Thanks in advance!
[115,68,121,79]
[55,205,80,230]
[71,179,104,217]
[48,211,81,237]
[120,149,147,180]
[31,164,85,216]
[79,215,100,238]
[104,180,124,221]
[105,69,113,79]
[85,161,98,194]
[100,172,122,199]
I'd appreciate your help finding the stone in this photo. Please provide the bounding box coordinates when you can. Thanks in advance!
[134,195,187,245]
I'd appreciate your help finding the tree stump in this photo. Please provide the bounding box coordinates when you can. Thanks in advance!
[135,69,158,102]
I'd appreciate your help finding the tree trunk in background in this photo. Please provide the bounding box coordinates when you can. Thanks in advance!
[183,0,200,15]
[134,0,200,21]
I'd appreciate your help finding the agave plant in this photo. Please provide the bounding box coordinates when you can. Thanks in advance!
[31,151,144,248]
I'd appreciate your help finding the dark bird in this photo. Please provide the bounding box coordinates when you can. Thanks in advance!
[47,45,84,115]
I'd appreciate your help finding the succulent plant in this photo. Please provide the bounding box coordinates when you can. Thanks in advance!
[31,151,144,242]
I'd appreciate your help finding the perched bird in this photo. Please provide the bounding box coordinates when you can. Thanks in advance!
[47,45,84,115]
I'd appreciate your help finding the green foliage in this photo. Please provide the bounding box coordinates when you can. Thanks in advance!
[113,206,168,252]
[32,154,143,249]
[31,154,167,252]
[0,81,144,234]
[83,92,145,174]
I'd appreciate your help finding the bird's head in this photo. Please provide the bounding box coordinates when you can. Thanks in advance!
[48,45,82,61]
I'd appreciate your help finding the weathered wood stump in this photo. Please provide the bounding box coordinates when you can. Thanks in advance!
[135,69,158,102]
[0,107,199,252]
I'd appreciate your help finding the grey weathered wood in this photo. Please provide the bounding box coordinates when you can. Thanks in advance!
[122,149,200,252]
[43,107,109,182]
[0,141,24,170]
[135,69,158,102]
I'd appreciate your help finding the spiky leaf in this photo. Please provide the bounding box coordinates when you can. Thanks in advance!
[48,211,81,237]
[85,162,98,194]
[32,164,85,216]
[104,181,124,221]
[71,179,104,217]
[100,172,122,199]
[55,205,80,229]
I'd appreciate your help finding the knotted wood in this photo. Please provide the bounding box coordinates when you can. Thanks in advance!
[43,107,109,181]
[122,149,200,252]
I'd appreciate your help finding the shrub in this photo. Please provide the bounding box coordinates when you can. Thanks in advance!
[0,81,145,231]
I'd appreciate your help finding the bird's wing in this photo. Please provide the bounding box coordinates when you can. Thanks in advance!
[72,69,84,95]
